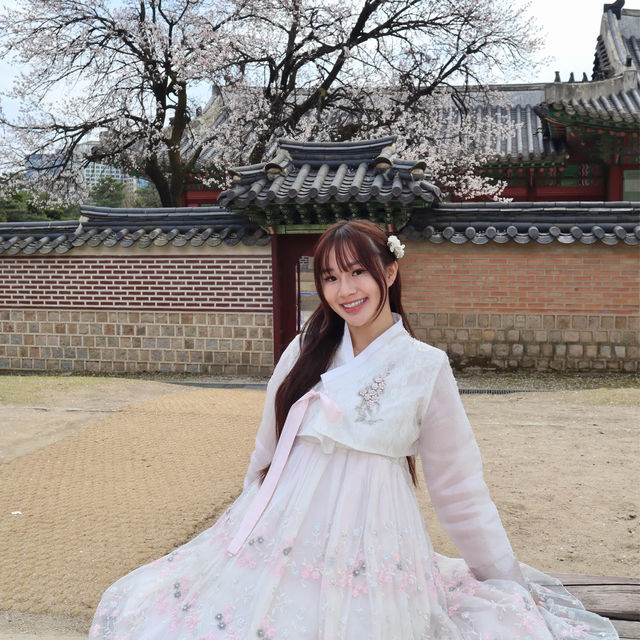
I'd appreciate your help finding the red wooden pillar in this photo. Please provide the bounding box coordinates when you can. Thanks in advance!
[271,233,319,363]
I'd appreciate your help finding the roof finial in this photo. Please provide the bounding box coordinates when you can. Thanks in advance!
[554,71,561,83]
[568,72,575,83]
[603,0,624,19]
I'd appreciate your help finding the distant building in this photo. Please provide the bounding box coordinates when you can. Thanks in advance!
[75,142,148,192]
[26,142,148,192]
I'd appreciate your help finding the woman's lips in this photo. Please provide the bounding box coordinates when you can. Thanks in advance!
[341,298,366,313]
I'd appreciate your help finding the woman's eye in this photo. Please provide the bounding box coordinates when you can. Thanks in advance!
[323,275,336,282]
[353,269,365,276]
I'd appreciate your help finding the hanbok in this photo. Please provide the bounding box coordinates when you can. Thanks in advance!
[90,316,618,639]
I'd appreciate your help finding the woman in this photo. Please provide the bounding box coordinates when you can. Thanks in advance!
[90,220,618,639]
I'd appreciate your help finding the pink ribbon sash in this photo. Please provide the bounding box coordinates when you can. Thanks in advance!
[227,389,341,555]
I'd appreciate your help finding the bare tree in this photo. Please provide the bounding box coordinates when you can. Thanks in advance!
[0,0,543,206]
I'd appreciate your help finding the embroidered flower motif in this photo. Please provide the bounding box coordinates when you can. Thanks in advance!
[387,235,405,259]
[355,367,392,424]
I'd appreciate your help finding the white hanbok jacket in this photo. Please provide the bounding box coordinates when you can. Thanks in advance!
[244,315,525,586]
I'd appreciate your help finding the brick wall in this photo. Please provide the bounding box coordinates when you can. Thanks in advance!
[0,252,274,376]
[402,242,639,371]
[0,255,272,311]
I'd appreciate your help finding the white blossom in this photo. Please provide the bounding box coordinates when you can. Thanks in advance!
[0,0,543,206]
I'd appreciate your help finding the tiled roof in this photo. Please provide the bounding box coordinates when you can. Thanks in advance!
[536,71,640,126]
[465,86,566,164]
[594,2,640,78]
[218,137,441,219]
[400,201,640,246]
[0,206,267,255]
[1,201,637,255]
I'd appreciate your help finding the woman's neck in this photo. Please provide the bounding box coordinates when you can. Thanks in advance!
[348,307,395,356]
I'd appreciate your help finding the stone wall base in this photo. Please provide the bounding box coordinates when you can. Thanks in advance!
[0,309,274,377]
[406,311,639,371]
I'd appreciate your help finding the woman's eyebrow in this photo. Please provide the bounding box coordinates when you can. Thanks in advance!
[322,261,360,274]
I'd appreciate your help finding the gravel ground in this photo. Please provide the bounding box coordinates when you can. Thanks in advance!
[0,371,638,637]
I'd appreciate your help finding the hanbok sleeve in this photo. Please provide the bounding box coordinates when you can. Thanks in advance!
[418,353,526,585]
[243,334,302,490]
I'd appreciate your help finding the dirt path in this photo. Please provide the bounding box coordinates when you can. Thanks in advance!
[0,376,638,636]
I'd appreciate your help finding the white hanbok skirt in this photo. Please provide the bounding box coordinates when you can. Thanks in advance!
[90,438,618,639]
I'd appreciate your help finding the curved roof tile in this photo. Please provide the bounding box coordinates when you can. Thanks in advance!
[0,206,268,256]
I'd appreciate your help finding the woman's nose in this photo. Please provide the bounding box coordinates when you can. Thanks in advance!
[338,276,356,297]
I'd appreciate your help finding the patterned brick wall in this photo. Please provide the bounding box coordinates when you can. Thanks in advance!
[0,255,272,311]
[0,310,273,376]
[402,242,640,371]
[0,254,274,376]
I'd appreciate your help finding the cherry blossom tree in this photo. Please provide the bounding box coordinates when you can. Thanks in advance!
[0,0,543,206]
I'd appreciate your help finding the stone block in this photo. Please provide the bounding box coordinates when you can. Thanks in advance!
[534,330,547,342]
[579,331,593,342]
[563,330,580,342]
[614,346,626,358]
[463,314,477,327]
[525,344,540,356]
[599,345,611,358]
[514,314,526,328]
[456,329,469,341]
[585,345,598,358]
[478,314,490,328]
[511,343,524,357]
[609,330,622,343]
[557,315,570,329]
[593,331,608,343]
[542,315,555,329]
[482,330,495,341]
[568,344,583,357]
[419,313,436,327]
[623,361,638,372]
[525,316,542,329]
[600,316,614,329]
[622,331,637,346]
[541,344,553,357]
[436,313,448,327]
[615,316,627,329]
[450,343,465,356]
[554,344,567,357]
[507,330,520,342]
[494,343,509,357]
[571,316,587,329]
[501,314,515,329]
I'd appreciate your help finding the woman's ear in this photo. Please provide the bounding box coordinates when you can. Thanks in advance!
[386,261,398,287]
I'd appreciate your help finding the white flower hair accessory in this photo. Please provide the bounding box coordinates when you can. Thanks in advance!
[387,235,405,260]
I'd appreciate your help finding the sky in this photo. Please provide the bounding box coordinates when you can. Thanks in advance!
[0,0,638,118]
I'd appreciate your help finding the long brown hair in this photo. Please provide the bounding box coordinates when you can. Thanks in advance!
[265,220,418,485]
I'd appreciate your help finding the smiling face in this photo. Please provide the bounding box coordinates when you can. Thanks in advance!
[320,248,397,337]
